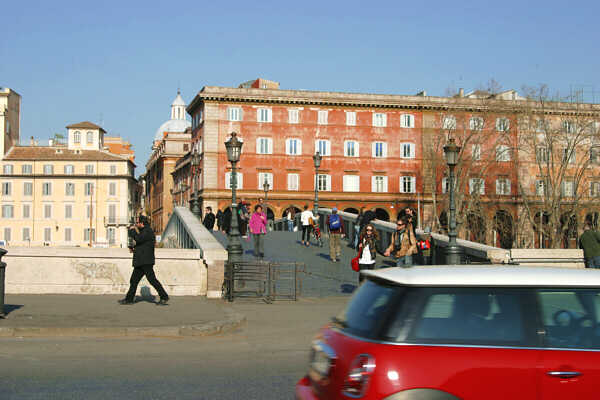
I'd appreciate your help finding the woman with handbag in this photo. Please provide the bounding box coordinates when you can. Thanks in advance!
[248,204,267,258]
[355,224,385,283]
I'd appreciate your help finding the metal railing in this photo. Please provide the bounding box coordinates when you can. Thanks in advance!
[161,206,203,250]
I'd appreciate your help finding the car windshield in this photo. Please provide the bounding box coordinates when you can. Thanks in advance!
[333,279,402,339]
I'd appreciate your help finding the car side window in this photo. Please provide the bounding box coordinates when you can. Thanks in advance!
[538,289,600,350]
[401,288,536,347]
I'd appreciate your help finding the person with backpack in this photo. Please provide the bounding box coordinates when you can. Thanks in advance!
[326,207,345,262]
[419,226,436,265]
[384,216,417,267]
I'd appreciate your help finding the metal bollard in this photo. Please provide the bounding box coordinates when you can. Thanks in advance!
[0,247,6,318]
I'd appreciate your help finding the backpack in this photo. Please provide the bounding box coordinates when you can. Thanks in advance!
[420,238,430,250]
[329,214,341,230]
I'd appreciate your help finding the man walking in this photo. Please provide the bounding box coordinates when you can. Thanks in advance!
[326,207,345,261]
[360,206,377,234]
[384,216,417,267]
[203,206,216,233]
[578,224,600,269]
[119,215,169,306]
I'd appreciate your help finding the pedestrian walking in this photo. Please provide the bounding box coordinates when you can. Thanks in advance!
[578,224,600,269]
[419,227,436,265]
[404,206,417,237]
[216,209,224,231]
[300,204,318,246]
[203,206,216,233]
[384,216,417,268]
[238,198,249,238]
[361,206,378,233]
[326,207,345,261]
[287,206,296,231]
[249,204,267,257]
[356,224,385,282]
[119,215,169,306]
[354,206,366,249]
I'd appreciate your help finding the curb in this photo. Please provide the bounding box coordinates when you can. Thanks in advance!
[0,313,246,339]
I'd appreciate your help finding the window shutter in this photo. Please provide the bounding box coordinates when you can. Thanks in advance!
[326,175,331,191]
[285,139,291,155]
[354,142,360,157]
[239,108,243,121]
[383,176,388,192]
[382,143,388,158]
[256,138,261,153]
[372,142,376,158]
[442,177,447,193]
[268,138,273,154]
[343,176,348,191]
[410,177,416,193]
[297,140,303,155]
[371,176,376,192]
[237,173,243,189]
[409,144,415,158]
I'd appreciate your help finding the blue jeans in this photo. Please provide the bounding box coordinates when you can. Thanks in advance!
[396,255,413,268]
[287,220,294,231]
[586,255,600,269]
[354,225,361,248]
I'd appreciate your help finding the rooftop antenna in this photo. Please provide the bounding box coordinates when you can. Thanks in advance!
[99,114,105,127]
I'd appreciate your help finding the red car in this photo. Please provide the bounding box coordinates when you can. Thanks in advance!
[296,266,600,399]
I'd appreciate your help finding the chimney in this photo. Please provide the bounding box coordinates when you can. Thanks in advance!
[459,88,464,97]
[30,136,35,146]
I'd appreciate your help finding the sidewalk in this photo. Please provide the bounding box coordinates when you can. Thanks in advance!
[0,294,245,338]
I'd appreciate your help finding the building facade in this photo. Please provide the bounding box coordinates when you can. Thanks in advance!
[1,87,21,160]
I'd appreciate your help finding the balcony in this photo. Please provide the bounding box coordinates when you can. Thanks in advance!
[103,217,132,227]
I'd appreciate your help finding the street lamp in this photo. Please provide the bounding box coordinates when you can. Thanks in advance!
[313,151,322,211]
[443,138,462,265]
[225,132,244,265]
[190,148,202,218]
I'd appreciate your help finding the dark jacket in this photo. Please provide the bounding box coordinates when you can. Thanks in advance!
[578,229,600,259]
[203,212,216,230]
[128,225,156,267]
[361,210,377,231]
[222,210,242,234]
[357,234,384,261]
[216,210,224,227]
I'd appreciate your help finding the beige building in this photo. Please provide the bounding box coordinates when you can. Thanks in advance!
[1,121,142,247]
[1,87,21,160]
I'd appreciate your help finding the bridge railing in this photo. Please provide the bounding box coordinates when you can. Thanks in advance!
[161,206,228,298]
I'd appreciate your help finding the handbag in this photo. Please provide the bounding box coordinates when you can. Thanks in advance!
[351,255,360,272]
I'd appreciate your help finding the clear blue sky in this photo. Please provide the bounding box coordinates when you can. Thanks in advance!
[3,0,599,175]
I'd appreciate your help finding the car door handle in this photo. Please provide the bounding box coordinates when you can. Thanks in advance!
[547,371,582,379]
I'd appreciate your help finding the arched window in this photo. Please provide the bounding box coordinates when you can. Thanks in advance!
[74,131,81,143]
[86,131,94,143]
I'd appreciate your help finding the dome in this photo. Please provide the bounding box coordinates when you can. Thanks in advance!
[154,119,191,141]
[172,93,186,107]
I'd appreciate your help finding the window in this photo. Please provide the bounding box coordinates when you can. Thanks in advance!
[590,148,599,164]
[562,149,576,163]
[86,131,93,143]
[64,204,73,219]
[346,111,356,126]
[1,182,11,196]
[590,182,600,196]
[3,164,13,174]
[84,228,96,243]
[256,138,273,154]
[372,176,388,192]
[85,164,94,175]
[400,176,416,193]
[22,164,32,174]
[561,181,575,196]
[4,227,11,242]
[343,175,360,192]
[109,165,117,175]
[258,172,273,190]
[496,117,510,131]
[496,179,511,195]
[257,108,272,123]
[562,121,575,133]
[2,204,13,218]
[372,142,387,158]
[373,113,387,127]
[86,204,94,219]
[536,147,548,163]
[44,204,52,219]
[470,117,484,130]
[536,180,547,196]
[64,182,74,196]
[469,178,485,194]
[401,114,414,128]
[318,111,328,125]
[287,173,299,191]
[74,131,81,143]
[442,116,456,130]
[108,204,117,224]
[288,109,299,124]
[22,204,30,218]
[344,141,359,157]
[107,228,116,245]
[43,164,54,174]
[225,172,244,189]
[316,174,331,191]
[44,227,52,242]
[64,227,72,242]
[227,107,243,121]
[315,140,331,156]
[42,182,52,196]
[472,145,481,161]
[64,164,74,174]
[22,227,30,242]
[285,139,302,155]
[496,145,510,161]
[85,182,93,196]
[400,143,415,159]
[109,182,117,196]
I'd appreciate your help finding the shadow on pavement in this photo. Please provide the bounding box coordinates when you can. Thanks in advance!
[3,304,24,316]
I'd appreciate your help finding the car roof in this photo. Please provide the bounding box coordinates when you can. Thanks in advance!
[362,266,600,287]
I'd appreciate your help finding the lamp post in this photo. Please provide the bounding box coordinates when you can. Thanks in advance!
[225,132,244,265]
[313,151,322,211]
[444,138,462,265]
[190,149,201,219]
